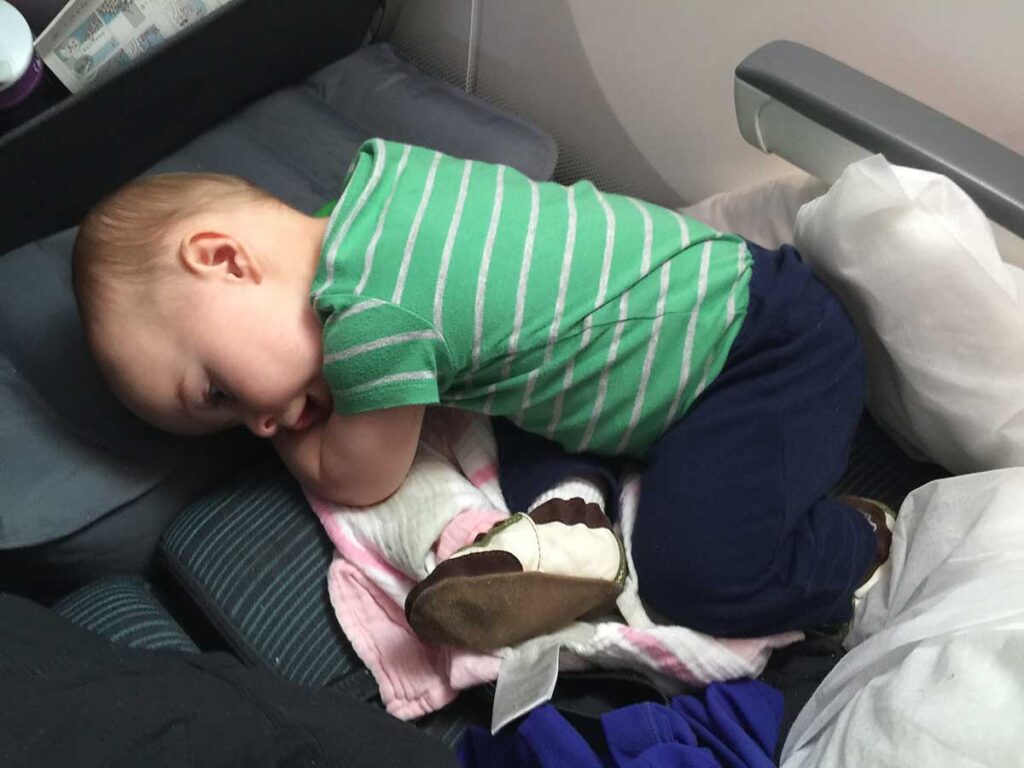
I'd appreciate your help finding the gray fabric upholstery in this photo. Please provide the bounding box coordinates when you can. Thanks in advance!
[832,413,948,511]
[53,575,198,653]
[50,566,487,747]
[306,43,557,180]
[159,461,489,747]
[151,44,556,212]
[160,463,358,687]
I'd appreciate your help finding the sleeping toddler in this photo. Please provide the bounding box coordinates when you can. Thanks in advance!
[72,139,891,645]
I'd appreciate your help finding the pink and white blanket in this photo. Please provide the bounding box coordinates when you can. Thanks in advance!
[307,410,800,721]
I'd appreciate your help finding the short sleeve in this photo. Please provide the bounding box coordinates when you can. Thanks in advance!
[321,297,453,415]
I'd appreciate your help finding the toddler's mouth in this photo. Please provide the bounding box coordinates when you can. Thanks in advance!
[291,395,328,431]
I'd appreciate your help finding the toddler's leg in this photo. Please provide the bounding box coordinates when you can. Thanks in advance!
[492,418,621,517]
[631,243,877,637]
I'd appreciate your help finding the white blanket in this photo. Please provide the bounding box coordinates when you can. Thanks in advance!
[309,411,800,725]
[794,156,1024,474]
[782,469,1024,767]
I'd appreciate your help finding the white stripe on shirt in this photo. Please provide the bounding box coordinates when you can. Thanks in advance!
[538,186,578,433]
[547,186,614,435]
[664,239,712,430]
[579,293,629,452]
[694,353,715,400]
[674,211,692,250]
[632,198,653,274]
[695,241,748,400]
[333,371,435,399]
[324,298,386,329]
[545,356,575,437]
[501,179,540,378]
[549,185,579,355]
[392,151,442,304]
[433,159,474,329]
[581,188,616,347]
[618,259,671,452]
[324,330,441,365]
[356,144,412,295]
[726,240,746,326]
[470,165,506,375]
[315,139,387,303]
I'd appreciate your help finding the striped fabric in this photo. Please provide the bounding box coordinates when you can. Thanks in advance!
[53,576,198,653]
[160,462,362,687]
[313,139,752,457]
[159,460,481,747]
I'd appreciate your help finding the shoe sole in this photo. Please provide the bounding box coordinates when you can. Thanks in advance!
[407,571,622,651]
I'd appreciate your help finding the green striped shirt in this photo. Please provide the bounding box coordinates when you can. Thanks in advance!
[311,139,752,457]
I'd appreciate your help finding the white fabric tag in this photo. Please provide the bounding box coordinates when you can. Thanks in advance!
[490,641,561,734]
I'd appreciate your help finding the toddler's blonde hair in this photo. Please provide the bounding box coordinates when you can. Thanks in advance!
[72,172,273,328]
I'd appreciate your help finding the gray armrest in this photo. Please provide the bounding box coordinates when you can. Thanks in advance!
[735,40,1024,240]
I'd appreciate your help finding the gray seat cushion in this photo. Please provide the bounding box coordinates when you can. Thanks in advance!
[0,43,557,587]
[831,412,948,509]
[160,464,354,686]
[53,575,199,654]
[151,43,556,213]
[159,463,490,747]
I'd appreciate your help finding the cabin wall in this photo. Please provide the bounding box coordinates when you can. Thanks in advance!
[383,0,1023,206]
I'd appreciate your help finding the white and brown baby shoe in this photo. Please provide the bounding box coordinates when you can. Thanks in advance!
[838,495,897,608]
[405,497,627,651]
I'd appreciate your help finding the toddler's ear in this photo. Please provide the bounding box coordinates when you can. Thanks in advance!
[180,231,261,283]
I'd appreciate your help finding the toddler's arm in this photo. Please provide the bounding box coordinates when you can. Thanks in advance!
[272,405,424,507]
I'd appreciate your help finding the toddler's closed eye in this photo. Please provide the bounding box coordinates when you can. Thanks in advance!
[206,383,234,407]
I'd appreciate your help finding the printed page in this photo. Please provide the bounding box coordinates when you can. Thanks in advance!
[36,0,233,93]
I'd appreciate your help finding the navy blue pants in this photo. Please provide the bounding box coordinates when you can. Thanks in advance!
[494,243,876,637]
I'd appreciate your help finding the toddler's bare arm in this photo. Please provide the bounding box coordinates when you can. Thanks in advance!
[272,405,424,507]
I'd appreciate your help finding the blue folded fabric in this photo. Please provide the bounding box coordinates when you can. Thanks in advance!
[458,679,783,768]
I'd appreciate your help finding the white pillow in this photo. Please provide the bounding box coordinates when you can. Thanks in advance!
[794,155,1024,474]
[782,469,1024,768]
[682,172,827,249]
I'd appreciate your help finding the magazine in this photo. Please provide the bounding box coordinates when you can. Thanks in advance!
[35,0,235,93]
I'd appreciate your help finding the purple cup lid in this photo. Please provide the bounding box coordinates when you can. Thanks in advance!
[0,55,44,110]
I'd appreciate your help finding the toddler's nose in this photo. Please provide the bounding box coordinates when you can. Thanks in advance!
[246,413,279,438]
